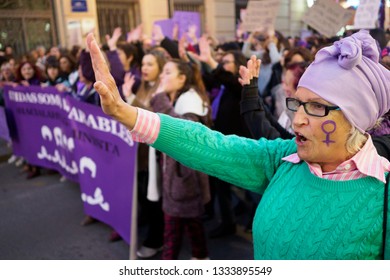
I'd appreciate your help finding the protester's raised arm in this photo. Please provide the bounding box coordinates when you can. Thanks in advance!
[105,27,122,51]
[87,33,138,129]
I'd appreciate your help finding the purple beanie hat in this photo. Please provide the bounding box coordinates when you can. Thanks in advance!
[298,30,390,132]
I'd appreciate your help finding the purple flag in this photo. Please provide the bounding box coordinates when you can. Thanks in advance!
[3,85,137,244]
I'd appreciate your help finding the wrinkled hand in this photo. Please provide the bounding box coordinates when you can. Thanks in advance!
[106,27,122,51]
[238,55,261,86]
[122,72,135,97]
[87,33,125,117]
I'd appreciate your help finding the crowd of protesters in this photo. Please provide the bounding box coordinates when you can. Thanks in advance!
[1,23,390,260]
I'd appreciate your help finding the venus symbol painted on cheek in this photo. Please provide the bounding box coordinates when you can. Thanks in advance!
[321,120,336,146]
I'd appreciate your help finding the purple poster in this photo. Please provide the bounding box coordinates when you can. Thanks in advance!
[3,85,137,244]
[154,19,175,39]
[173,11,201,43]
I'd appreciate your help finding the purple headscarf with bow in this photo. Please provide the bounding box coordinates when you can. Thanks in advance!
[298,30,390,133]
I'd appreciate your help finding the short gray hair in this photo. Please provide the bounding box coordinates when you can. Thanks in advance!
[346,126,368,155]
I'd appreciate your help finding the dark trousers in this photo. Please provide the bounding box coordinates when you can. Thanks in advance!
[162,214,208,260]
[209,176,235,227]
[137,171,164,249]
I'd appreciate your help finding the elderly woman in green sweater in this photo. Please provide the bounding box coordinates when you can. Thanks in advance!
[87,30,390,260]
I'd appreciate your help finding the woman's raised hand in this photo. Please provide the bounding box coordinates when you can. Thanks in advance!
[88,33,138,129]
[87,33,125,118]
[238,55,261,86]
[127,24,142,43]
[198,36,212,63]
[188,35,218,69]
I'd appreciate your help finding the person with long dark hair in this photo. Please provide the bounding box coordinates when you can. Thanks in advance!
[196,36,251,238]
[121,48,167,257]
[149,59,211,259]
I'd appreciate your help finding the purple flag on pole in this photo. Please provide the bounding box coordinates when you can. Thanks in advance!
[3,85,137,244]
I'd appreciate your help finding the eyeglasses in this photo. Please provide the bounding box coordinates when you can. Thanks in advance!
[286,97,340,117]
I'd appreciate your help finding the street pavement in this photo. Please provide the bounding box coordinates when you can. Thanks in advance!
[0,139,254,260]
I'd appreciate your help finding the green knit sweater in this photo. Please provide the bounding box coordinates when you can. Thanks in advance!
[152,114,385,260]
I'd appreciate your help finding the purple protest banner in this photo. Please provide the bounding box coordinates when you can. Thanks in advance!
[154,19,175,39]
[3,85,137,244]
[172,11,201,43]
[0,106,11,142]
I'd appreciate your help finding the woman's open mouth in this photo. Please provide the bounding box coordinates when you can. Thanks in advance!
[295,132,307,144]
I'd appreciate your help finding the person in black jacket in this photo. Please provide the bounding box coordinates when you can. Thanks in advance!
[241,61,308,140]
[194,36,252,238]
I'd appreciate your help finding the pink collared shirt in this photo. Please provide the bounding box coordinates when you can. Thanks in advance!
[283,135,390,183]
[130,108,390,183]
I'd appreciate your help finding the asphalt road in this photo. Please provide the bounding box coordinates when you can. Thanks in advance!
[0,139,254,260]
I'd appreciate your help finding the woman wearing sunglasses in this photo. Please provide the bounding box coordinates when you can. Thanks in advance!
[87,30,390,259]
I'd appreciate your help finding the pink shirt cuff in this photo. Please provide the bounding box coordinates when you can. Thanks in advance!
[129,108,160,144]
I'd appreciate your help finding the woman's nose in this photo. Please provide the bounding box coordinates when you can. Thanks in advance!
[292,105,309,127]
